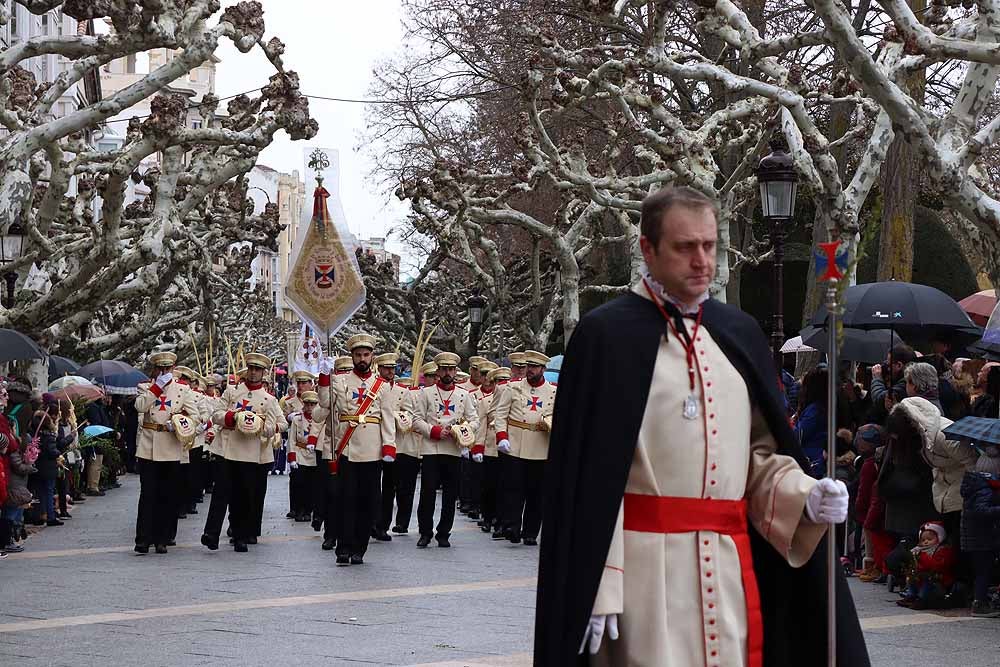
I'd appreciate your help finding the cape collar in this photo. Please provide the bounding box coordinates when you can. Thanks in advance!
[636,272,709,316]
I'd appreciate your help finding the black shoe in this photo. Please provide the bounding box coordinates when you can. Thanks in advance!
[373,531,392,542]
[391,525,408,534]
[134,543,149,554]
[350,554,364,565]
[57,512,72,519]
[416,535,431,548]
[166,540,176,546]
[295,514,310,523]
[72,493,86,502]
[286,511,296,519]
[188,506,198,515]
[226,527,233,538]
[201,534,219,550]
[971,600,1000,618]
[278,470,284,475]
[85,489,105,497]
[28,518,46,526]
[312,518,323,532]
[523,537,538,546]
[247,536,258,545]
[436,536,451,548]
[481,525,492,533]
[155,544,168,554]
[336,554,350,565]
[322,539,335,551]
[177,513,187,520]
[468,511,480,520]
[269,471,276,476]
[492,530,505,540]
[110,482,122,489]
[46,519,65,527]
[234,541,248,553]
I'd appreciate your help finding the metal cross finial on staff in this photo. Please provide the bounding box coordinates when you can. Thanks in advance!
[817,239,847,667]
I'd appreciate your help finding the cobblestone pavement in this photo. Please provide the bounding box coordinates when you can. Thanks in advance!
[1,473,996,666]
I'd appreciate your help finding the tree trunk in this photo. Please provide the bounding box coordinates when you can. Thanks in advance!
[876,0,926,282]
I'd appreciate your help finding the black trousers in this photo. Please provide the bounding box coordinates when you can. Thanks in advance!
[459,457,472,506]
[393,454,420,530]
[322,461,343,543]
[417,455,460,539]
[377,459,396,533]
[226,460,259,542]
[290,465,316,516]
[188,447,205,504]
[203,455,231,539]
[336,457,380,557]
[253,463,270,537]
[135,458,180,546]
[481,455,500,527]
[501,456,544,539]
[176,462,190,518]
[314,457,330,522]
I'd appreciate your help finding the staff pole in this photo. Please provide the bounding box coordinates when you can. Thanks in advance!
[824,259,841,667]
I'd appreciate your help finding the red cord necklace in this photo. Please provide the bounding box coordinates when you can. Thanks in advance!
[643,278,704,420]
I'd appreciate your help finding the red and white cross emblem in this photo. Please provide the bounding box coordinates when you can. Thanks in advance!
[527,396,543,412]
[156,396,172,412]
[439,399,453,416]
[237,399,254,412]
[353,385,366,407]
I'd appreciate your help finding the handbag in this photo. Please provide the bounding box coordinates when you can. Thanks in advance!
[4,484,32,509]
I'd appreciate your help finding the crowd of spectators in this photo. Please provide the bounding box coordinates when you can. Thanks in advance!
[0,376,135,557]
[784,344,1000,617]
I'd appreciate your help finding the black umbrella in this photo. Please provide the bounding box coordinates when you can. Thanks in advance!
[48,355,81,381]
[799,326,894,364]
[0,328,45,363]
[811,281,982,346]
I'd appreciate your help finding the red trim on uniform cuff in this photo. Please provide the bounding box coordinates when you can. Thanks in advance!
[496,431,509,443]
[318,373,331,387]
[430,425,444,441]
[382,445,396,459]
[149,383,164,398]
[287,452,297,462]
[307,435,318,446]
[224,411,236,428]
[472,444,485,456]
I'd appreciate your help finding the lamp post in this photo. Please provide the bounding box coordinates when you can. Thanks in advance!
[0,222,25,309]
[756,142,799,371]
[466,293,487,357]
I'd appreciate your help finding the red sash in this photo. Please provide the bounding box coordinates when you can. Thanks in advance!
[329,376,385,474]
[624,494,762,667]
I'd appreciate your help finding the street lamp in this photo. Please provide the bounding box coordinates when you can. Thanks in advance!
[756,141,798,370]
[466,293,487,357]
[0,221,25,309]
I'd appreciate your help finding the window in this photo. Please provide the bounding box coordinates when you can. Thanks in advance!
[190,68,200,82]
[191,119,202,130]
[125,54,136,74]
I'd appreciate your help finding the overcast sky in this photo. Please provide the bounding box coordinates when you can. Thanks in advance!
[214,1,409,254]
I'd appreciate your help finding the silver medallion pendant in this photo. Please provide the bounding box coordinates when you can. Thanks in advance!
[683,394,699,420]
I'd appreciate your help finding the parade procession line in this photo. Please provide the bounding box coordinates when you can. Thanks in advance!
[0,577,537,634]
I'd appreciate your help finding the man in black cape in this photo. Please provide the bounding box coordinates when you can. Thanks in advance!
[534,187,869,666]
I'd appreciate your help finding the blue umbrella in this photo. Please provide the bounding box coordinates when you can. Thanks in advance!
[83,425,114,438]
[48,355,81,381]
[79,360,148,395]
[942,417,1000,447]
[547,355,564,372]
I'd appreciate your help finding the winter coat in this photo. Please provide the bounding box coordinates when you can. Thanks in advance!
[897,397,977,514]
[913,544,957,588]
[855,456,878,523]
[878,408,938,536]
[3,413,35,509]
[30,413,63,481]
[794,402,826,477]
[869,377,907,423]
[960,472,1000,552]
[971,394,998,419]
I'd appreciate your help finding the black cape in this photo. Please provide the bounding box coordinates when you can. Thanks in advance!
[534,292,870,666]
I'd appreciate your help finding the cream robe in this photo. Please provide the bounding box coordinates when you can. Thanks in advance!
[591,287,827,667]
[318,371,396,463]
[202,394,226,457]
[396,387,422,458]
[212,384,283,464]
[134,381,200,462]
[472,387,499,457]
[289,412,325,467]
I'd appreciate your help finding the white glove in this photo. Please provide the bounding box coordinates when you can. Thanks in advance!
[306,443,315,452]
[319,357,334,375]
[155,372,173,388]
[382,455,395,463]
[805,478,849,524]
[164,421,175,433]
[472,453,483,463]
[497,439,511,454]
[290,461,299,470]
[579,614,619,655]
[287,412,300,423]
[197,423,208,434]
[460,447,470,459]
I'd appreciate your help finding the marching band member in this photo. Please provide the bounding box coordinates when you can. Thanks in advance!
[373,352,406,542]
[287,391,325,523]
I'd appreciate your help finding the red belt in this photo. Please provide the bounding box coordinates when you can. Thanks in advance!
[624,494,762,667]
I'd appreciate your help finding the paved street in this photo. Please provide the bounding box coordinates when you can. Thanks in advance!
[1,473,997,666]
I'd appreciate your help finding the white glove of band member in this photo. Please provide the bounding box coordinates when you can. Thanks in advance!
[319,357,334,375]
[382,455,395,463]
[497,439,511,454]
[287,412,300,423]
[306,444,316,452]
[579,614,619,655]
[155,372,173,388]
[165,421,175,433]
[197,423,208,434]
[290,461,299,470]
[460,447,470,459]
[805,478,849,524]
[472,453,483,463]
